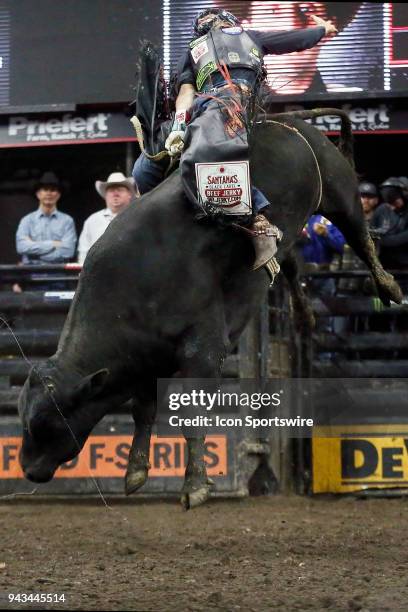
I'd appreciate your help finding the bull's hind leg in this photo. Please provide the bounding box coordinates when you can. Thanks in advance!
[177,316,228,510]
[125,392,156,495]
[322,190,402,306]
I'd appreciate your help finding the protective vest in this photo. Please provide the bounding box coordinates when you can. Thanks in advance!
[189,27,264,91]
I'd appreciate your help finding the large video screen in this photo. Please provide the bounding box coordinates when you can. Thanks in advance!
[2,0,162,108]
[1,2,408,108]
[164,2,408,100]
[0,0,10,105]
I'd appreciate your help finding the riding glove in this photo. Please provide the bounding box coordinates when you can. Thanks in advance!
[165,109,189,157]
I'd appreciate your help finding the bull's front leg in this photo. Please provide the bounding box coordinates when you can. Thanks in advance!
[177,317,227,510]
[125,395,156,495]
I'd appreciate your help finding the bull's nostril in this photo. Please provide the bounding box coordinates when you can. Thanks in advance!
[24,469,36,482]
[24,467,53,483]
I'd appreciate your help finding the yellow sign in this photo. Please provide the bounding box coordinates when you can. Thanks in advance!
[313,425,408,493]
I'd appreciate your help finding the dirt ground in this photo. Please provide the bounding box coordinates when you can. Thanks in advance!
[0,495,407,611]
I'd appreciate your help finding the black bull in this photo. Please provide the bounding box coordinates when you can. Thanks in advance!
[18,111,402,508]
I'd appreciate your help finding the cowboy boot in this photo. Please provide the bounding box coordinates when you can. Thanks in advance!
[250,213,283,270]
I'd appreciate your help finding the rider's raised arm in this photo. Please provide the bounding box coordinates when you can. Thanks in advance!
[250,15,337,56]
[250,26,326,56]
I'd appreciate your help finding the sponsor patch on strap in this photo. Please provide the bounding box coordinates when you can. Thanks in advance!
[191,40,209,64]
[196,61,217,90]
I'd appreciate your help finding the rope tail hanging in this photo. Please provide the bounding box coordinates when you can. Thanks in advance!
[130,115,169,161]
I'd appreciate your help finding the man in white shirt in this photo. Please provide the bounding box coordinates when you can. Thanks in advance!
[78,172,139,264]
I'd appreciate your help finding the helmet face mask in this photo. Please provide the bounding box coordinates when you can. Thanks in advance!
[193,8,240,37]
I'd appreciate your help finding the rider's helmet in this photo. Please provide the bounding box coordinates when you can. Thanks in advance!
[193,8,240,37]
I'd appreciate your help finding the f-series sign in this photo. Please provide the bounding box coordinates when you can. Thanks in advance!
[0,434,227,479]
[8,113,110,142]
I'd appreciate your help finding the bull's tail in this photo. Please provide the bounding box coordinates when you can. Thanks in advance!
[264,108,355,169]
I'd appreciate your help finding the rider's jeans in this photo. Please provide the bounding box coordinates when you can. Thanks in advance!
[132,153,167,196]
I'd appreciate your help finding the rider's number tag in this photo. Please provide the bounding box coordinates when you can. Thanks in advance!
[195,161,252,215]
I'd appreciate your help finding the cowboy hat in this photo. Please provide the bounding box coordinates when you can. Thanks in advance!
[35,171,62,191]
[95,172,137,198]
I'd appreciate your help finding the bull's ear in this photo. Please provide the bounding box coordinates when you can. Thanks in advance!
[75,369,109,400]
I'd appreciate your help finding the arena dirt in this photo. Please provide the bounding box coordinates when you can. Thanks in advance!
[0,495,407,611]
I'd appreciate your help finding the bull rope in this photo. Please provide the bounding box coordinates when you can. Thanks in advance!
[130,115,169,161]
[261,119,323,210]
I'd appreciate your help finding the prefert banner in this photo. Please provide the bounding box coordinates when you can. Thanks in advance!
[313,425,408,493]
[281,102,408,134]
[0,112,135,147]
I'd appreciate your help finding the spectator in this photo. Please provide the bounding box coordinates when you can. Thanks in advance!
[300,214,345,276]
[371,177,408,273]
[16,172,77,265]
[359,181,379,223]
[77,172,138,264]
[300,215,345,349]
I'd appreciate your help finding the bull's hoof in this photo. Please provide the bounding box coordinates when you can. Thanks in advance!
[180,479,214,510]
[388,280,403,304]
[125,468,149,496]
